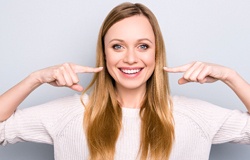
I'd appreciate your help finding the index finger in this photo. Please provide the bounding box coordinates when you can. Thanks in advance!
[163,63,193,73]
[72,64,103,73]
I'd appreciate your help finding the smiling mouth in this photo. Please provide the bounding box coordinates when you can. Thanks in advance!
[120,68,143,74]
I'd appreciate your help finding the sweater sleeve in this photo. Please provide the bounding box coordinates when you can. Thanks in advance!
[212,109,250,144]
[0,94,85,146]
[173,96,250,144]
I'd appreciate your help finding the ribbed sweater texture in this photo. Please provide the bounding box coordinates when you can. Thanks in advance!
[1,94,250,160]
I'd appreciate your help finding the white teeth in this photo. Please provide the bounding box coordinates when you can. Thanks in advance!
[121,69,141,74]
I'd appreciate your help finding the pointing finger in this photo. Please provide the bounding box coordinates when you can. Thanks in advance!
[163,63,193,73]
[72,65,103,73]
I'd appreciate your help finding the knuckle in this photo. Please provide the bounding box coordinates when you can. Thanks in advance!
[183,74,189,80]
[206,65,211,71]
[60,82,66,86]
[190,77,196,82]
[67,82,73,86]
[191,61,197,65]
[56,81,65,86]
[53,69,60,75]
[200,63,205,68]
[194,61,202,67]
[62,62,70,67]
[197,77,204,81]
[59,65,65,71]
[61,63,71,70]
[73,79,79,84]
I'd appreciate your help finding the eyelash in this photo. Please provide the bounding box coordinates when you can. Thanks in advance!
[112,44,123,50]
[139,44,149,50]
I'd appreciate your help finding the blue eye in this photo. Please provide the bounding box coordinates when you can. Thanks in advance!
[112,44,122,50]
[139,44,149,50]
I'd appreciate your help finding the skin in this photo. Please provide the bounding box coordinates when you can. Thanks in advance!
[104,15,156,108]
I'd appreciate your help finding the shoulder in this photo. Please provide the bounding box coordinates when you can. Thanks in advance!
[18,94,89,134]
[172,95,237,139]
[48,94,90,138]
[28,93,89,115]
[38,93,88,122]
[172,95,236,123]
[35,93,88,110]
[172,95,232,116]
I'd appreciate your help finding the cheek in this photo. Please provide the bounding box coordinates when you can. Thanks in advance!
[105,56,113,75]
[105,52,116,68]
[105,51,120,77]
[105,48,124,67]
[144,51,156,68]
[145,52,156,77]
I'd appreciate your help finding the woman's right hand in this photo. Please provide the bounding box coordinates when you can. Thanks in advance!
[0,63,103,121]
[31,63,103,92]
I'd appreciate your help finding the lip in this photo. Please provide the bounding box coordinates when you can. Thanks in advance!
[119,67,144,77]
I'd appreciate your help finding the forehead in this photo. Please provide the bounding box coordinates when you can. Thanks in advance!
[104,15,155,43]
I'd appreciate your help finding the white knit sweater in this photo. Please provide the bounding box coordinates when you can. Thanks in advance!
[1,94,250,160]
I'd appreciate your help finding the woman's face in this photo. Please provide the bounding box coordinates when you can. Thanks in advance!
[104,15,155,91]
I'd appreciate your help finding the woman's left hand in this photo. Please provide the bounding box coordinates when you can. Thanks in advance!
[165,61,250,112]
[164,61,232,85]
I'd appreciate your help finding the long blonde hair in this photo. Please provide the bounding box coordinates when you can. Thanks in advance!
[83,2,174,160]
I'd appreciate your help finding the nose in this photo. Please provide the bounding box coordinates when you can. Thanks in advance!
[123,49,138,64]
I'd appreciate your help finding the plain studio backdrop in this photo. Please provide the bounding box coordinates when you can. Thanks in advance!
[0,0,250,159]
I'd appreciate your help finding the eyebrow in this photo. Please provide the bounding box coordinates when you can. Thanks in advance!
[108,38,154,44]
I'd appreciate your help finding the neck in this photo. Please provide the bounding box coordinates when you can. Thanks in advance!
[116,84,146,108]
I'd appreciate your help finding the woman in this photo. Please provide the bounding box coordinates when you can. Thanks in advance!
[1,2,250,160]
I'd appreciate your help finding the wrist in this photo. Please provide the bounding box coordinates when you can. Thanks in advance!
[25,71,44,89]
[223,68,236,81]
[223,69,243,88]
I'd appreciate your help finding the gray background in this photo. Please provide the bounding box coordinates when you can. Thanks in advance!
[0,0,250,159]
